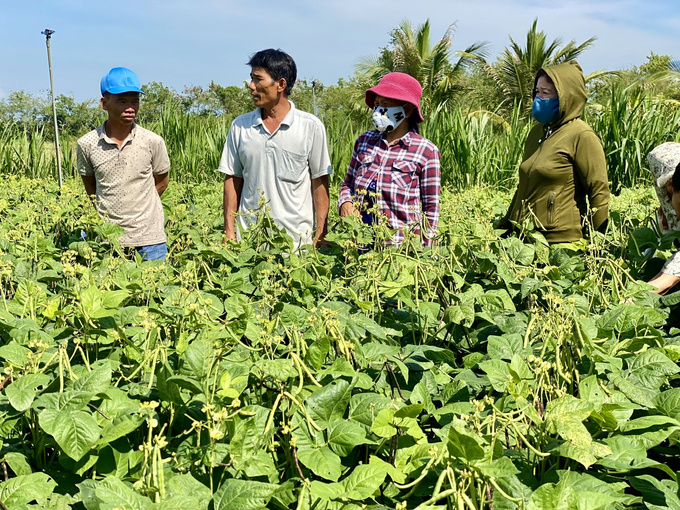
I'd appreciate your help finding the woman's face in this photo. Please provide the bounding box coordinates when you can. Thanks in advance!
[374,95,414,117]
[535,76,558,99]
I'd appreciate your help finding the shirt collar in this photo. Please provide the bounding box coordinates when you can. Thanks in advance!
[253,100,296,128]
[98,122,137,146]
[382,129,415,148]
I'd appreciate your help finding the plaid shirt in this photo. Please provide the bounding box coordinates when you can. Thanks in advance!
[338,130,441,246]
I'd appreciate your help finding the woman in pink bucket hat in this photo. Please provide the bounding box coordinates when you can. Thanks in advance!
[338,72,441,247]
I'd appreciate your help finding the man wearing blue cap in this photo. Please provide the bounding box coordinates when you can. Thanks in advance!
[77,67,170,260]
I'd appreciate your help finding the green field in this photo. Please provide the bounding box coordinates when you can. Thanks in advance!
[0,174,679,509]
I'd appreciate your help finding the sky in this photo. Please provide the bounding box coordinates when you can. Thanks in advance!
[1,0,680,102]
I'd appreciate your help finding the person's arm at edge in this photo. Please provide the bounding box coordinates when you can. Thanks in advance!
[649,270,680,294]
[312,175,330,247]
[338,137,362,217]
[223,175,243,241]
[81,175,97,205]
[154,173,169,196]
[77,142,97,206]
[420,145,441,247]
[151,137,171,197]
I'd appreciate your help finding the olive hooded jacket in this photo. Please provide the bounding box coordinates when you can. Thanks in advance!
[500,61,610,243]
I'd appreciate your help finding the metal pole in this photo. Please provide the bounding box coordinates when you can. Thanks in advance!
[311,80,318,117]
[42,29,63,188]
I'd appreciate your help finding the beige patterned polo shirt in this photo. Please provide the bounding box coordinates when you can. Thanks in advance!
[77,123,170,247]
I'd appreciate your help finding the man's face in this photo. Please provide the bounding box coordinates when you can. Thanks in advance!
[101,92,140,125]
[249,67,284,109]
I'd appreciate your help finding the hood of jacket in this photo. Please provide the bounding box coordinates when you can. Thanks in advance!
[535,61,587,126]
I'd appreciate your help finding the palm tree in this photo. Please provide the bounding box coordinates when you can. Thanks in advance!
[356,19,489,112]
[481,19,596,114]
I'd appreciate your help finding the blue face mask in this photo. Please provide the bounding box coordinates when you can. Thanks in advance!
[532,97,560,124]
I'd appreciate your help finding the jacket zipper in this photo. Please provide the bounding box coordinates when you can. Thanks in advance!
[548,192,556,226]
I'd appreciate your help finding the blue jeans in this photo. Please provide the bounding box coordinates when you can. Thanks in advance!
[136,243,168,261]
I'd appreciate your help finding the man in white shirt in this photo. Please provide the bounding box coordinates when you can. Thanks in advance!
[218,48,332,249]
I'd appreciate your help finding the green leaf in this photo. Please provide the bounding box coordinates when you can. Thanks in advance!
[394,403,423,419]
[327,420,371,457]
[212,479,279,510]
[521,277,545,298]
[80,286,104,318]
[629,475,680,510]
[0,472,57,507]
[370,408,396,438]
[164,472,212,507]
[654,388,680,420]
[181,338,215,380]
[448,427,485,463]
[487,333,527,361]
[348,393,393,428]
[4,452,32,476]
[297,446,342,482]
[339,463,387,500]
[545,395,594,426]
[101,290,129,310]
[5,373,50,412]
[443,302,475,327]
[306,379,353,427]
[597,305,667,332]
[477,456,519,478]
[369,455,406,484]
[477,289,516,312]
[305,337,330,371]
[619,415,680,449]
[52,409,101,461]
[98,415,144,445]
[73,362,112,394]
[479,359,511,393]
[626,348,680,390]
[253,359,297,382]
[95,476,153,510]
[0,342,31,366]
[165,375,204,395]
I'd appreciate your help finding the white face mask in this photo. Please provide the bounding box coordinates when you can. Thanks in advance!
[372,105,407,132]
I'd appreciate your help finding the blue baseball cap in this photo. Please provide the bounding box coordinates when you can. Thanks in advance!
[100,67,144,95]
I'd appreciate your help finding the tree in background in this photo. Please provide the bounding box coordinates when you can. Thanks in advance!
[589,52,680,106]
[356,19,489,112]
[138,82,182,124]
[480,18,596,115]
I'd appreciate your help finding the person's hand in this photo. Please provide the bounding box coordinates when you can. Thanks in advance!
[223,230,236,244]
[340,202,360,217]
[314,238,332,249]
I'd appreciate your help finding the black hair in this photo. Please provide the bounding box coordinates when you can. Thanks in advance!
[674,161,680,190]
[533,69,554,97]
[408,110,421,134]
[247,49,297,96]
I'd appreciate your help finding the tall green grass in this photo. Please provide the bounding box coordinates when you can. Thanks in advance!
[422,106,530,188]
[585,85,680,193]
[2,95,680,192]
[149,108,231,184]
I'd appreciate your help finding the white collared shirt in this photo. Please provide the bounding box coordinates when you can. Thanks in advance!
[218,101,332,247]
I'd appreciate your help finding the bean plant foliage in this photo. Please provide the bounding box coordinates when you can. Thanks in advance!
[0,177,679,510]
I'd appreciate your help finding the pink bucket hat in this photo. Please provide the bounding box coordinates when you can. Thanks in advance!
[365,72,424,122]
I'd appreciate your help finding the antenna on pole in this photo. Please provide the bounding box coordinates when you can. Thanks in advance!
[42,29,63,188]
